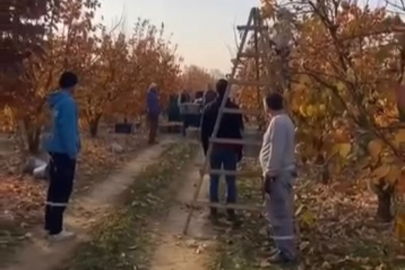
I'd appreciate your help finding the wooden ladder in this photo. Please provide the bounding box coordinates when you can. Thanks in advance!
[183,7,275,235]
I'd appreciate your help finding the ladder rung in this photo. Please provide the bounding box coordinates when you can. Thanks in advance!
[237,25,269,31]
[223,108,262,115]
[191,201,264,212]
[229,79,271,87]
[210,138,261,146]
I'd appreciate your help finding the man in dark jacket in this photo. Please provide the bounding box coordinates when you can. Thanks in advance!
[178,90,191,136]
[200,79,244,221]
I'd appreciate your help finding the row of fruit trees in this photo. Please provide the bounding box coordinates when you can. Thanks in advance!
[0,0,219,153]
[235,0,405,236]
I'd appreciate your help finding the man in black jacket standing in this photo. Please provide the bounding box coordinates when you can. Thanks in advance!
[201,79,244,221]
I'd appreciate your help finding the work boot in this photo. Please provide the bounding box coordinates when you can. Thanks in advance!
[268,250,298,265]
[227,210,242,227]
[226,209,237,221]
[209,207,218,221]
[48,230,75,242]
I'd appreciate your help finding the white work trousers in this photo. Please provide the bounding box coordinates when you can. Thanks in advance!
[265,172,297,260]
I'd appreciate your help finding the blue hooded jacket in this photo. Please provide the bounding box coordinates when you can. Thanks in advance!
[147,87,160,116]
[44,90,81,159]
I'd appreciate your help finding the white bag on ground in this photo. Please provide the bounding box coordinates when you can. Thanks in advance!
[110,142,124,153]
[33,163,48,179]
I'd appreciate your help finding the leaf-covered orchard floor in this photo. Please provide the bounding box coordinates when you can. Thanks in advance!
[211,165,405,270]
[58,142,197,270]
[2,136,405,270]
[0,132,145,265]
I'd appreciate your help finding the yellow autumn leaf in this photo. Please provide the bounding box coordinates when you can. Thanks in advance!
[371,165,391,181]
[385,165,401,184]
[367,139,383,162]
[300,208,316,226]
[306,105,314,117]
[333,143,351,158]
[395,213,405,241]
[394,129,405,144]
[298,105,306,117]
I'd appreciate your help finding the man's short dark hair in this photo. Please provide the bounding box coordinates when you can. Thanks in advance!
[59,71,78,89]
[216,79,228,97]
[265,92,284,111]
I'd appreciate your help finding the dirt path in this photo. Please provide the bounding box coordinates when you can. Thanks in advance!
[3,137,178,270]
[150,150,215,270]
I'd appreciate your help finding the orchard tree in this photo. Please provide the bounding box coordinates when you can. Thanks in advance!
[107,20,182,122]
[258,0,405,222]
[181,65,213,92]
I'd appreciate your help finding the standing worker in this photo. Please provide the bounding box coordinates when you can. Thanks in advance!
[178,90,191,136]
[201,79,244,221]
[146,83,160,145]
[259,92,297,264]
[44,71,80,241]
[203,89,217,107]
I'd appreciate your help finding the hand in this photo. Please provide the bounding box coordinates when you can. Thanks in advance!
[263,175,275,194]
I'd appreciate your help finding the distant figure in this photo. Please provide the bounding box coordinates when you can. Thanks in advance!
[194,91,204,105]
[200,79,244,222]
[260,92,297,264]
[204,83,217,106]
[44,71,80,241]
[178,90,191,136]
[203,89,217,106]
[146,83,160,145]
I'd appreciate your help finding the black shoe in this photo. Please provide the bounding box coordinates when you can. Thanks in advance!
[226,210,237,221]
[268,251,298,265]
[227,210,242,227]
[209,208,218,220]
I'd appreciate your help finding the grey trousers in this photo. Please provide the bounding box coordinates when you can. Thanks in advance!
[265,172,296,260]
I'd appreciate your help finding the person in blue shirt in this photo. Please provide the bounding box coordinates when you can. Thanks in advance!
[146,83,160,144]
[44,71,80,241]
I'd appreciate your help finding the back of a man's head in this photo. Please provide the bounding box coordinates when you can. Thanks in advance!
[149,83,158,92]
[265,92,284,111]
[204,89,217,104]
[216,79,228,97]
[59,71,78,90]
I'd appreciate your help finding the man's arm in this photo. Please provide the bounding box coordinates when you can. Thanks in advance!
[238,112,244,132]
[266,119,286,177]
[57,100,78,159]
[233,104,244,132]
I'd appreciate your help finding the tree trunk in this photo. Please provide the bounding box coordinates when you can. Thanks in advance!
[23,117,41,154]
[89,114,102,138]
[27,128,41,154]
[376,189,393,223]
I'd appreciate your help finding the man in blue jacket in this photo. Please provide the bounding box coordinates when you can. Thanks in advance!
[147,83,160,144]
[44,71,80,241]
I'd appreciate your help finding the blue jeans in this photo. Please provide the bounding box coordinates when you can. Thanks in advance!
[209,148,237,204]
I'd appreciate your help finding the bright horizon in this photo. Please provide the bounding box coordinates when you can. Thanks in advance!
[99,0,260,74]
[98,0,388,74]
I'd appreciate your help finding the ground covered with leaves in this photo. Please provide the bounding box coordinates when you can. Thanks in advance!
[0,132,145,263]
[211,164,405,270]
[58,142,196,270]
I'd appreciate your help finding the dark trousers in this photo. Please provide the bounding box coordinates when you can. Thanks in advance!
[45,153,76,235]
[209,148,237,214]
[182,115,190,136]
[148,114,159,144]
